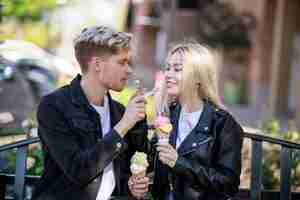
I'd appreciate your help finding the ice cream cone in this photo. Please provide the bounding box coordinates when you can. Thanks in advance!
[154,115,173,144]
[157,131,170,144]
[130,152,148,178]
[132,169,147,178]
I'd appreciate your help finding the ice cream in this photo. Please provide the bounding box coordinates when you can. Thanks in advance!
[134,79,144,96]
[153,71,167,115]
[154,115,173,143]
[130,152,149,177]
[154,71,165,91]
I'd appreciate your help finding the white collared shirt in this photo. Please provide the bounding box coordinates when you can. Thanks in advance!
[91,96,115,200]
[177,107,203,149]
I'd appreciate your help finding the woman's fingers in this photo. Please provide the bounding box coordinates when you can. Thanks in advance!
[157,146,176,160]
[157,143,172,148]
[156,143,178,168]
[159,153,177,168]
[159,152,174,161]
[156,146,169,153]
[156,143,174,153]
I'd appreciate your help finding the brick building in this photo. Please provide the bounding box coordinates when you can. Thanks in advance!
[128,0,300,126]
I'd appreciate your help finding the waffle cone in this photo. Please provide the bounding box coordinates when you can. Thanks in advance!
[132,170,146,177]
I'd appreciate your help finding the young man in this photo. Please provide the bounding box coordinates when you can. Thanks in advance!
[32,26,149,200]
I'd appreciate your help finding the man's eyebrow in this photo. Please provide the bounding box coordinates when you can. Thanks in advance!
[119,57,129,63]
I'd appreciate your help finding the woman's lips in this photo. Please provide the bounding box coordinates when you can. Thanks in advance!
[166,80,176,87]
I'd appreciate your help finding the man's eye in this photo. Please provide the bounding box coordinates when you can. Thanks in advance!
[175,68,182,72]
[119,60,128,65]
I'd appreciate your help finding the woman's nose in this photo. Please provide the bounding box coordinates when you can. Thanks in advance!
[165,69,175,78]
[127,65,133,74]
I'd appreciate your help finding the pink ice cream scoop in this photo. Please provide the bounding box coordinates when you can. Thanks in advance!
[154,115,173,135]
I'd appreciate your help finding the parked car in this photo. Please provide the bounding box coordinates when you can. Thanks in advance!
[0,40,76,129]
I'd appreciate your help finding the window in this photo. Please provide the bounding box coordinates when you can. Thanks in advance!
[178,0,198,9]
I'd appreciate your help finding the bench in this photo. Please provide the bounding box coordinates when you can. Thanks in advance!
[0,132,300,200]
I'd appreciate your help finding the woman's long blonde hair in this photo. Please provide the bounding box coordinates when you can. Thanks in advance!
[166,42,223,108]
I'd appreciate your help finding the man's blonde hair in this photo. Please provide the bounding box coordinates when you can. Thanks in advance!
[73,26,132,73]
[167,42,222,108]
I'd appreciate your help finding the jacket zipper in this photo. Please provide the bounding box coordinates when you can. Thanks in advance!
[180,137,213,156]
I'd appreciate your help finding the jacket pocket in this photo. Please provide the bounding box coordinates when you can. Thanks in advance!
[70,118,99,147]
[71,118,97,134]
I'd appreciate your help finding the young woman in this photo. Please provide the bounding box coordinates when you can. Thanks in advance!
[152,42,244,200]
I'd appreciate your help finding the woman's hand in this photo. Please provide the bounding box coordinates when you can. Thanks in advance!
[128,176,149,199]
[156,143,178,168]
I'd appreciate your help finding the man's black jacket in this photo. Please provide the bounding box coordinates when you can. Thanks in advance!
[32,75,149,200]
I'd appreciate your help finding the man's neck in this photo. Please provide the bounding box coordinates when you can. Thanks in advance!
[80,75,107,106]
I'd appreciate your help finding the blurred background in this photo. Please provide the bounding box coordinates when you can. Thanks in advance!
[0,0,299,193]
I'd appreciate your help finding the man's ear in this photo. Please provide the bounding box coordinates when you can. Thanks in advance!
[94,57,101,72]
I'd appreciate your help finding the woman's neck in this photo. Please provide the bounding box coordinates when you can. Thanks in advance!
[181,97,204,113]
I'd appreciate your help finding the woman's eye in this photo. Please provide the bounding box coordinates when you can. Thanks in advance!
[175,68,182,72]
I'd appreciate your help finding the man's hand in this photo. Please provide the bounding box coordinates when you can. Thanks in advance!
[128,176,149,199]
[114,92,146,137]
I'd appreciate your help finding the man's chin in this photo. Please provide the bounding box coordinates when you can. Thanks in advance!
[111,85,125,92]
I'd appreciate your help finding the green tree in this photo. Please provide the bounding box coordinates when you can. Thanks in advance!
[198,2,255,48]
[1,0,60,22]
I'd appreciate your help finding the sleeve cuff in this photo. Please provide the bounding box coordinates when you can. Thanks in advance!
[102,129,127,153]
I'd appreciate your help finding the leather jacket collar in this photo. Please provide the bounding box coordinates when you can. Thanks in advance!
[69,74,122,128]
[169,100,216,155]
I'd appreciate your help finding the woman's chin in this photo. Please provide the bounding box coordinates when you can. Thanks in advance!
[167,88,178,96]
